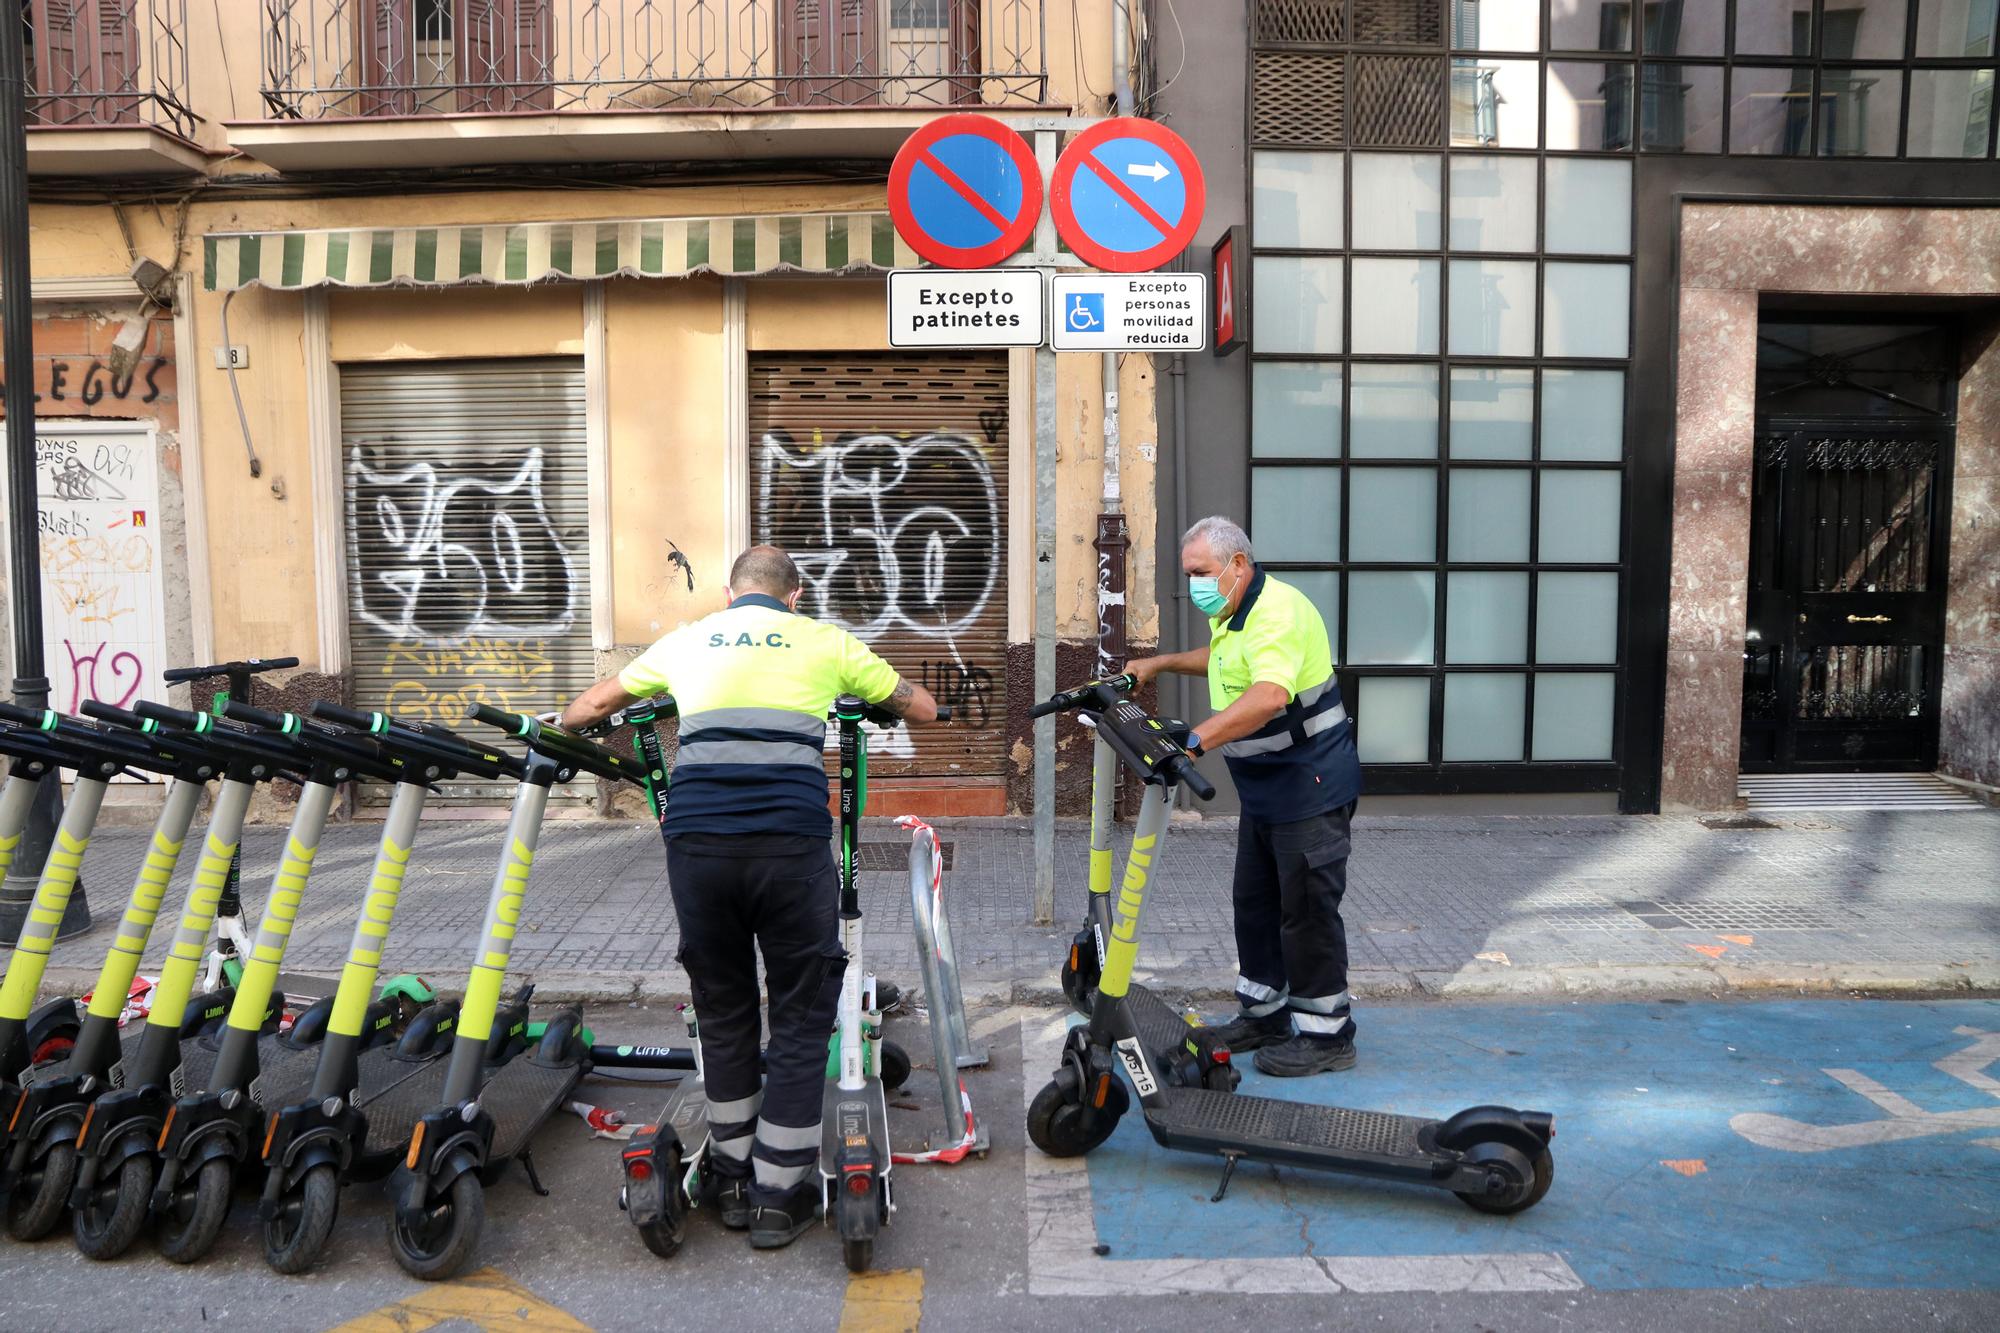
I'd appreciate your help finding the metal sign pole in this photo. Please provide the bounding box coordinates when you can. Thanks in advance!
[0,9,87,947]
[1032,128,1059,927]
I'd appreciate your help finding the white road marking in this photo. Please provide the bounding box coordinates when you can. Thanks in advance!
[1016,1016,1583,1296]
[1731,1027,2000,1153]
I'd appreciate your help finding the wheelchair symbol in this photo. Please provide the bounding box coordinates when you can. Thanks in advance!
[1067,292,1105,333]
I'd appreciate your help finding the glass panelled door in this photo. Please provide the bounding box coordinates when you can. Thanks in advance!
[1742,320,1957,773]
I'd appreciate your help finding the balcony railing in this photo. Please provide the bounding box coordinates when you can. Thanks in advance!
[21,0,199,140]
[260,1,1048,119]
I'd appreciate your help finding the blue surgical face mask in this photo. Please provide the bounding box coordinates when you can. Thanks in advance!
[1189,563,1238,617]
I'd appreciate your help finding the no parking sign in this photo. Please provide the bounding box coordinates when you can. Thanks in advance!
[1050,118,1206,273]
[888,114,1043,269]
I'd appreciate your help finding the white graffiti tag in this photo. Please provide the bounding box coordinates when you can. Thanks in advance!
[1730,1026,2000,1153]
[756,431,1000,641]
[348,445,577,645]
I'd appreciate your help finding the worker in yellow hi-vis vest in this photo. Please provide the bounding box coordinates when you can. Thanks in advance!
[1128,515,1364,1079]
[560,546,938,1249]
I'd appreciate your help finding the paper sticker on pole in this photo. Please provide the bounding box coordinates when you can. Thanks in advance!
[888,114,1044,270]
[1050,118,1206,273]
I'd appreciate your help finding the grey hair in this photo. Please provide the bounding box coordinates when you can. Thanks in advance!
[1180,515,1253,564]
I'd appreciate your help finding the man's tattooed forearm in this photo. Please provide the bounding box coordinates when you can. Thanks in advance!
[885,678,916,715]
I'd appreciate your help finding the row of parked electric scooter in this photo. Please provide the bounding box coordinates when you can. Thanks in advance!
[0,655,946,1280]
[0,654,1555,1284]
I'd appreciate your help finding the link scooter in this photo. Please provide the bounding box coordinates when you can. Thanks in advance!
[63,702,303,1259]
[0,706,225,1240]
[159,658,306,1000]
[144,700,417,1262]
[0,709,138,1158]
[1026,680,1555,1216]
[383,704,648,1280]
[253,701,522,1274]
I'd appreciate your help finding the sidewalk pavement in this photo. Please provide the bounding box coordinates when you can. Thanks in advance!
[27,808,2000,1007]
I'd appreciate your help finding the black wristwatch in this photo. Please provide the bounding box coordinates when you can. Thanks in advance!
[1186,730,1205,756]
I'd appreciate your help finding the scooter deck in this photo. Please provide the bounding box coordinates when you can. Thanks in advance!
[15,1023,148,1092]
[357,1057,580,1160]
[1146,1085,1431,1164]
[172,1031,323,1101]
[1122,980,1209,1065]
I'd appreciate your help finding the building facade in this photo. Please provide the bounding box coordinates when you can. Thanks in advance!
[2,1,1157,816]
[1157,0,2000,812]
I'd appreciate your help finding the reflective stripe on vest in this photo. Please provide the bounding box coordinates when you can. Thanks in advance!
[1220,677,1348,759]
[673,707,825,771]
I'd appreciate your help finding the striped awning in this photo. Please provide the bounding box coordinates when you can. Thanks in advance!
[203,212,922,292]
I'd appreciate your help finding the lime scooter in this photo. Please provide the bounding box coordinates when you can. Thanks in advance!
[383,704,647,1280]
[0,725,74,1075]
[618,695,933,1268]
[252,701,522,1274]
[143,699,416,1263]
[0,705,228,1240]
[1026,679,1555,1216]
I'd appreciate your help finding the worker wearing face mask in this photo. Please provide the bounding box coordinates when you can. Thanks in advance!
[1125,515,1363,1077]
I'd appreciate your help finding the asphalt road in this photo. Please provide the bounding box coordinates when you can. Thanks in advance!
[0,998,1996,1332]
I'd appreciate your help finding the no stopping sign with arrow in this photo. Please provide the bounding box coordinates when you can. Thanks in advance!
[1051,118,1206,273]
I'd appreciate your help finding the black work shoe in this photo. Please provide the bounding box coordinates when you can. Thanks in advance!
[1253,1032,1358,1077]
[747,1183,823,1250]
[1201,1010,1293,1053]
[702,1167,752,1230]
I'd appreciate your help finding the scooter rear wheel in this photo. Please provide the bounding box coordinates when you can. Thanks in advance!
[632,1142,687,1260]
[1455,1145,1554,1216]
[155,1157,233,1264]
[263,1163,340,1274]
[5,1141,78,1241]
[1027,1076,1126,1157]
[836,1181,879,1274]
[73,1152,153,1260]
[388,1170,485,1281]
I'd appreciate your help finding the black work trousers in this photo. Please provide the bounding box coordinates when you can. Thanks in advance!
[666,832,844,1202]
[1231,803,1356,1038]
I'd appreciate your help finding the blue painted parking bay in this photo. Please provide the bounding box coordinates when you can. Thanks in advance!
[1084,1000,2000,1289]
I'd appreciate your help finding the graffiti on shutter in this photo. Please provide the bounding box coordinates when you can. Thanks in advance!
[750,353,1010,783]
[342,358,593,803]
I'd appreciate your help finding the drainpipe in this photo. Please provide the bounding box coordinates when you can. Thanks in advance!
[1094,0,1135,675]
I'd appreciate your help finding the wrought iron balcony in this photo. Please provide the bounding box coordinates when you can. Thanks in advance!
[21,0,199,140]
[259,1,1049,119]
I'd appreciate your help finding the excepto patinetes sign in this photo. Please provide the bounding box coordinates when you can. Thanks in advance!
[886,270,1210,352]
[887,269,1047,348]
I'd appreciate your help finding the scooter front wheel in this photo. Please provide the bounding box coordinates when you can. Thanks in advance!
[72,1152,153,1260]
[1455,1144,1554,1216]
[155,1157,233,1264]
[263,1164,341,1274]
[388,1171,485,1281]
[5,1141,79,1241]
[1027,1076,1126,1158]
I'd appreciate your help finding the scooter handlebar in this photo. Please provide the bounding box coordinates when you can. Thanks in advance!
[465,704,639,783]
[306,702,523,781]
[162,655,299,685]
[1029,674,1138,719]
[831,696,954,728]
[1168,754,1217,801]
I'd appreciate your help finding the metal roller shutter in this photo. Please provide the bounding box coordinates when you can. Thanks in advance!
[749,353,1009,785]
[341,358,594,804]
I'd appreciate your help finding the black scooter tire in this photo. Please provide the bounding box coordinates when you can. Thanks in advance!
[879,1040,912,1092]
[836,1185,877,1273]
[388,1170,485,1282]
[263,1164,340,1275]
[1456,1147,1555,1216]
[632,1142,686,1260]
[73,1152,153,1260]
[5,1141,78,1241]
[155,1158,233,1264]
[1027,1077,1125,1157]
